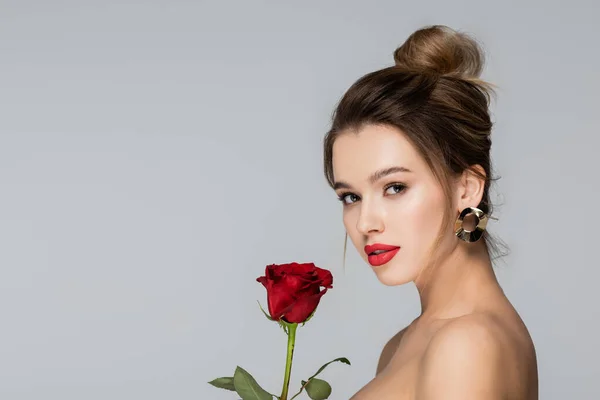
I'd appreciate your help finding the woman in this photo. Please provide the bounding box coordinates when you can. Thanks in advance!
[323,25,538,399]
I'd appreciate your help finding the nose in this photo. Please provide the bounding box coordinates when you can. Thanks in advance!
[356,202,385,235]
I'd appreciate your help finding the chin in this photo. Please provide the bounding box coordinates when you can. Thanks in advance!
[369,260,416,286]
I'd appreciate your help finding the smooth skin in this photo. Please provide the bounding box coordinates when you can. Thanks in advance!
[332,124,538,399]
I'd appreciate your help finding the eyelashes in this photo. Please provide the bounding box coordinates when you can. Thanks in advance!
[336,192,359,204]
[336,183,407,205]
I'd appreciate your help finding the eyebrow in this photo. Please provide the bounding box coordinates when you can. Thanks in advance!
[333,166,412,190]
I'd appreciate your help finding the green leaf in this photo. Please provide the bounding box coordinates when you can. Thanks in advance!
[310,357,351,379]
[257,301,275,321]
[304,378,332,400]
[289,357,351,400]
[233,366,273,400]
[208,376,235,391]
[278,319,289,335]
[257,301,293,335]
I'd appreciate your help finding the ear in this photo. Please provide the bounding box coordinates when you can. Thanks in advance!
[455,165,486,212]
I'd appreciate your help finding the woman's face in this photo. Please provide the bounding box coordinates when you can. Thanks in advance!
[332,124,456,286]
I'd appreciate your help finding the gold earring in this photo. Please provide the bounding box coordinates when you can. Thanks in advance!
[454,206,495,243]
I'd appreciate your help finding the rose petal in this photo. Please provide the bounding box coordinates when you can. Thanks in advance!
[280,273,314,292]
[265,264,282,279]
[288,262,318,275]
[272,283,318,321]
[290,263,333,288]
[256,276,269,288]
[266,283,297,320]
[314,267,333,288]
[281,288,328,323]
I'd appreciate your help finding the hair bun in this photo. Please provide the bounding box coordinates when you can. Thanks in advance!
[393,25,485,78]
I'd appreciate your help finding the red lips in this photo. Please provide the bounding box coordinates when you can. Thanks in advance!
[364,243,401,267]
[364,243,400,255]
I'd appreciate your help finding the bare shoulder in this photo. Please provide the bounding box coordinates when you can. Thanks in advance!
[426,313,508,359]
[376,326,408,375]
[417,313,537,399]
[417,314,506,399]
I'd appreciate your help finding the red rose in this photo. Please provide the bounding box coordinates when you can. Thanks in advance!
[256,262,333,324]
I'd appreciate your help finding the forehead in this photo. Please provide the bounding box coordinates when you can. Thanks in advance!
[332,124,424,182]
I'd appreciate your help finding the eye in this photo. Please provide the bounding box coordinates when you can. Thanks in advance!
[337,183,406,205]
[337,192,359,205]
[385,183,407,195]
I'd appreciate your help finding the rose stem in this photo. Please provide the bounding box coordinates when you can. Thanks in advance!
[280,322,298,400]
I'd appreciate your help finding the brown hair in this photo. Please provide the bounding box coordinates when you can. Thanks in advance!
[323,25,507,267]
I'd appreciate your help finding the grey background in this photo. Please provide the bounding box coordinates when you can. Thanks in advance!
[0,1,598,399]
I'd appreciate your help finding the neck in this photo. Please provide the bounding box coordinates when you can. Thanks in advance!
[414,240,502,322]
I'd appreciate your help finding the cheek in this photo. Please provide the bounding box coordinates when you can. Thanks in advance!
[394,187,446,248]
